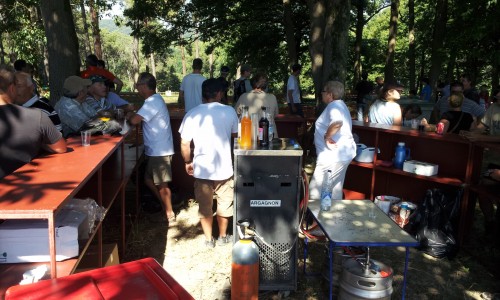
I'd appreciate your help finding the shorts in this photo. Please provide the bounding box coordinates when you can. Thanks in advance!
[145,155,172,185]
[194,177,234,218]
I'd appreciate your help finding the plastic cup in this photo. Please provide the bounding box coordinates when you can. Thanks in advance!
[81,130,91,146]
[115,108,124,120]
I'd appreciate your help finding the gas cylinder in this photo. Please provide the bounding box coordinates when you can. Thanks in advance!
[231,239,259,300]
[232,220,259,300]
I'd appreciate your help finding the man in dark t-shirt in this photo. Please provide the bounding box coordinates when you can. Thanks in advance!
[0,65,66,178]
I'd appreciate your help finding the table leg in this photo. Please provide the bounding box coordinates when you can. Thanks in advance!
[328,242,333,300]
[402,246,410,300]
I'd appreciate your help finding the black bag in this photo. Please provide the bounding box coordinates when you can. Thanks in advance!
[414,188,462,259]
[81,118,122,136]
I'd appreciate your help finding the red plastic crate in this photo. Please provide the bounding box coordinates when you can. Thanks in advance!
[5,258,194,300]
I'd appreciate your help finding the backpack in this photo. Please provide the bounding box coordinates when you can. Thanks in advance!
[233,79,247,102]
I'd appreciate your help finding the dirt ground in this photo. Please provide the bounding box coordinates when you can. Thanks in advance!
[117,187,500,300]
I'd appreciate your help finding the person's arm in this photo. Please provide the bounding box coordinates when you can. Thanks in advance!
[469,117,477,131]
[43,137,67,154]
[113,78,123,94]
[127,111,143,126]
[178,90,185,107]
[392,105,403,126]
[440,118,450,133]
[287,90,296,112]
[180,138,194,176]
[324,120,343,145]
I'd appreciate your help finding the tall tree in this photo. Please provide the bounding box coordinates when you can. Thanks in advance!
[307,0,350,105]
[88,0,102,57]
[384,0,399,82]
[407,0,416,91]
[79,0,91,55]
[39,0,80,104]
[283,0,298,66]
[428,0,447,99]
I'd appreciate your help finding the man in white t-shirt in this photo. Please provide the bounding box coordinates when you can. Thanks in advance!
[287,63,303,117]
[179,78,239,248]
[127,72,176,224]
[179,58,206,112]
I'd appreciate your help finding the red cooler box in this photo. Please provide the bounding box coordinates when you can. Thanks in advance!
[5,258,194,300]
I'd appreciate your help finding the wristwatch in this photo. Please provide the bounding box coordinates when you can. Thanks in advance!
[184,160,192,164]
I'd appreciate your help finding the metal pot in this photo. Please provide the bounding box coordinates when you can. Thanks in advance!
[354,144,379,163]
[339,259,393,300]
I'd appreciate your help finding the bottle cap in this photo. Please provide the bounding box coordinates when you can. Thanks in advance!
[398,142,405,146]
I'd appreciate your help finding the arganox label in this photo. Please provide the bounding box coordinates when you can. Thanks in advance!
[249,200,281,207]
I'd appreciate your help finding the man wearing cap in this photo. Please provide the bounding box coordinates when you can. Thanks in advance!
[55,75,97,137]
[368,80,404,126]
[13,72,62,132]
[287,64,303,117]
[218,66,230,105]
[233,64,252,103]
[178,58,206,112]
[84,75,115,114]
[0,65,66,179]
[81,54,123,93]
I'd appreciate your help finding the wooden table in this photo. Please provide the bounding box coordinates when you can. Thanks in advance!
[0,134,139,298]
[305,199,419,300]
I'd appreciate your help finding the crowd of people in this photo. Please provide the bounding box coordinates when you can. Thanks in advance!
[2,54,499,245]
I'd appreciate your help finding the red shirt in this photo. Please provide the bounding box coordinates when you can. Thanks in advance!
[81,66,116,81]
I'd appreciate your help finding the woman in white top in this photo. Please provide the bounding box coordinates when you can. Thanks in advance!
[368,81,404,126]
[309,81,356,200]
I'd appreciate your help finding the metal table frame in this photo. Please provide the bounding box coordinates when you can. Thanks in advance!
[304,200,419,300]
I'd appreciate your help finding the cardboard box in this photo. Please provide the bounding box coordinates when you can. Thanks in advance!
[403,160,439,176]
[75,243,120,273]
[0,209,87,263]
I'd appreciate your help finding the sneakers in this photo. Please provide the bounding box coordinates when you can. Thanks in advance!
[216,235,232,246]
[204,239,215,248]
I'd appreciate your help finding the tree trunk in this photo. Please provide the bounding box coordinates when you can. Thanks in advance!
[150,53,156,78]
[195,40,199,58]
[181,44,187,76]
[283,0,298,67]
[384,0,399,82]
[353,0,365,87]
[209,52,214,78]
[0,39,4,64]
[132,34,139,88]
[428,0,447,100]
[89,0,102,58]
[79,0,91,55]
[407,0,416,91]
[39,0,80,104]
[307,0,349,108]
[329,0,350,84]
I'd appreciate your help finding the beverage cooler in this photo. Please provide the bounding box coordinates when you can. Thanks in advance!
[233,138,303,291]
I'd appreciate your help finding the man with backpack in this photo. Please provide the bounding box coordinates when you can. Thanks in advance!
[233,64,252,103]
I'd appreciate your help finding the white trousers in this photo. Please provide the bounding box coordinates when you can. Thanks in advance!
[309,160,351,201]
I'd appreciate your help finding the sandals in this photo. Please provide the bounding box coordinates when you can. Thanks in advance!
[167,214,176,225]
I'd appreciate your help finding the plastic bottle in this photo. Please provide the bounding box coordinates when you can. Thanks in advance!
[393,142,409,170]
[267,112,274,142]
[240,106,252,149]
[258,107,269,147]
[320,170,334,211]
[399,203,409,227]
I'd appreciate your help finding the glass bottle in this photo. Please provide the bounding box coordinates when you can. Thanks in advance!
[258,106,269,147]
[240,106,252,149]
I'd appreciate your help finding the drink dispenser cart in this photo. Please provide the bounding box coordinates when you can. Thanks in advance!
[233,138,303,291]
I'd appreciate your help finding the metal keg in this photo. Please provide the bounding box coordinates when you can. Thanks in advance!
[338,258,393,300]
